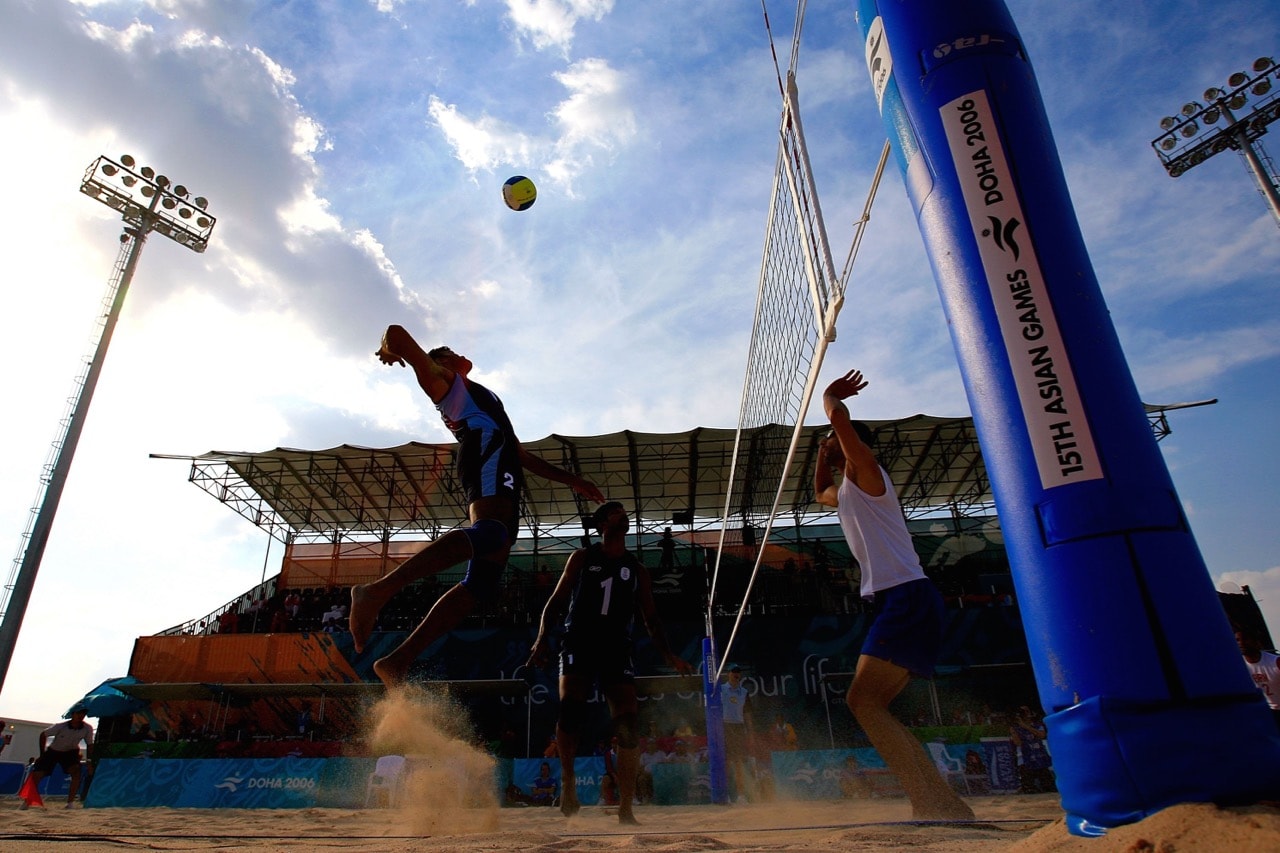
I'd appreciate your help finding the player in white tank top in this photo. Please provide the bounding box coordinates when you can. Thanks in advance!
[813,367,973,821]
[835,466,927,597]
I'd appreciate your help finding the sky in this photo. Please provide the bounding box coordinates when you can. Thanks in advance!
[0,0,1277,726]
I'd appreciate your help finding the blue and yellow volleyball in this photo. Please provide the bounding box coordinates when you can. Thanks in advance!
[502,175,537,211]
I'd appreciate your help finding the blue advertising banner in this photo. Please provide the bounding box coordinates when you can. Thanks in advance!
[85,757,374,808]
[0,762,22,795]
[0,762,85,797]
[650,762,712,805]
[772,748,884,800]
[982,736,1019,793]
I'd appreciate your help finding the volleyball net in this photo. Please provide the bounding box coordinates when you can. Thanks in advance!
[704,61,881,670]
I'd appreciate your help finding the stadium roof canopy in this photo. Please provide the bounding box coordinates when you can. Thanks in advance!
[151,403,1209,546]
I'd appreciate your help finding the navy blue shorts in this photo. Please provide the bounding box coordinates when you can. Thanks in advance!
[559,637,636,688]
[861,578,945,677]
[460,557,505,603]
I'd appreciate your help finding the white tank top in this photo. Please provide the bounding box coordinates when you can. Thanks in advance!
[836,466,926,597]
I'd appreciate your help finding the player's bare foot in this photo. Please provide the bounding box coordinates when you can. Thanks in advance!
[349,583,387,653]
[618,810,639,825]
[372,656,409,686]
[560,792,580,817]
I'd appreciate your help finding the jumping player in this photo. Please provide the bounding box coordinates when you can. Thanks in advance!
[349,324,604,684]
[814,368,974,821]
[528,501,693,823]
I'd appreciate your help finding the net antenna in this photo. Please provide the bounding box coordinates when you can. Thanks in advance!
[706,1,891,682]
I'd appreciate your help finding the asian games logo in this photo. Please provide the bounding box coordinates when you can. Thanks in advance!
[215,775,244,792]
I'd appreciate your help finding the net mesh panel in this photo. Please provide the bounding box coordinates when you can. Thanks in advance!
[711,71,843,638]
[735,74,841,524]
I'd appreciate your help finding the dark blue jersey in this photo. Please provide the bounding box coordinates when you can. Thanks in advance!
[563,543,641,647]
[435,374,524,504]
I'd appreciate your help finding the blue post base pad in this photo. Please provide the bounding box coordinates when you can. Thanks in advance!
[1049,695,1280,836]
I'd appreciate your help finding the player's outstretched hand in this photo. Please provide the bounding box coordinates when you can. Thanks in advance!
[376,346,405,367]
[825,369,868,401]
[376,325,409,367]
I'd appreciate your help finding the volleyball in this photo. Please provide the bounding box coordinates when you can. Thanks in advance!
[502,175,537,211]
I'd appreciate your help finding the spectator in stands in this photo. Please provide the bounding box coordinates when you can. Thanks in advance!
[350,325,605,684]
[528,501,693,824]
[296,706,313,738]
[964,748,990,795]
[720,664,755,802]
[770,712,798,752]
[599,771,619,805]
[839,754,874,798]
[322,601,346,632]
[530,761,558,806]
[658,527,678,572]
[636,738,663,802]
[22,707,94,809]
[1009,705,1055,793]
[1236,625,1280,731]
[663,739,695,764]
[814,368,974,821]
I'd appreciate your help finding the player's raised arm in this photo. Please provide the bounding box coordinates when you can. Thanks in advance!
[376,325,452,402]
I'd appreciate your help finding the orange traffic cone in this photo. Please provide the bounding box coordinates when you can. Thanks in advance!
[18,772,44,808]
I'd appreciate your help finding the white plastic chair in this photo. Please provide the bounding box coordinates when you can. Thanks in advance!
[925,742,971,794]
[365,755,407,808]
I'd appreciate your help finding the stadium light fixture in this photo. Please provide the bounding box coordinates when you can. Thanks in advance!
[0,155,217,697]
[1151,56,1280,228]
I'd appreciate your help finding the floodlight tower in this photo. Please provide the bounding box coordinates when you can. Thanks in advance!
[1151,56,1280,228]
[0,155,215,696]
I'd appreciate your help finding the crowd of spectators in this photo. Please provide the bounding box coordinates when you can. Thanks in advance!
[165,530,1016,639]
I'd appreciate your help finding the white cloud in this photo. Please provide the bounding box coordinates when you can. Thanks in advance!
[505,0,613,53]
[545,57,634,188]
[427,95,534,172]
[428,56,633,193]
[1127,323,1280,398]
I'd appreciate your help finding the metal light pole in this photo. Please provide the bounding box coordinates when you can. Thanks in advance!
[1152,56,1280,228]
[0,155,215,696]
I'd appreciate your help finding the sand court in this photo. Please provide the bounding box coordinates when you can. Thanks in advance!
[5,796,1279,852]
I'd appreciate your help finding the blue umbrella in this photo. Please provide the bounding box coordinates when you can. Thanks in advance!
[67,676,148,718]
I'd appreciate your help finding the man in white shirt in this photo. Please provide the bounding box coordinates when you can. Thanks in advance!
[814,368,973,821]
[1236,626,1280,731]
[22,707,94,809]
